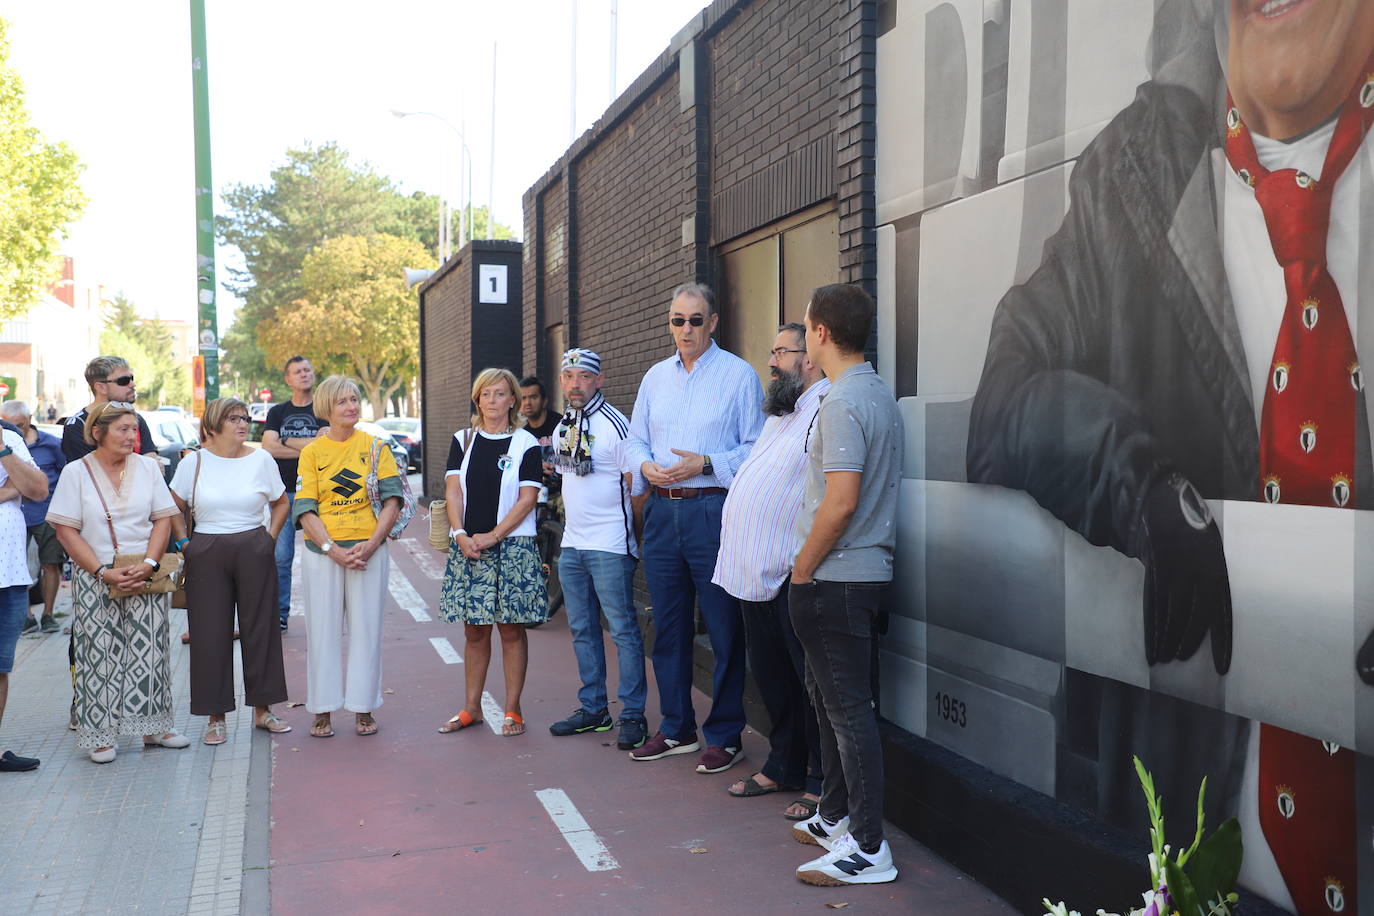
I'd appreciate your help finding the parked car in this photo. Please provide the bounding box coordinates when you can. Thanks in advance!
[375,417,422,472]
[138,410,200,482]
[356,421,410,475]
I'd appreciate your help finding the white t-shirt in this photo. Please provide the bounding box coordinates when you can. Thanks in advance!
[47,453,179,560]
[554,404,639,557]
[0,429,39,588]
[170,449,285,535]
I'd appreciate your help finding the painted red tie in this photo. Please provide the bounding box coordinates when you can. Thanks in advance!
[1224,58,1374,916]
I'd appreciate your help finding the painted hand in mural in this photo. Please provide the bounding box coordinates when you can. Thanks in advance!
[1134,473,1231,676]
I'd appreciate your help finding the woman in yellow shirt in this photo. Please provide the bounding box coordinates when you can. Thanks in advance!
[291,375,401,738]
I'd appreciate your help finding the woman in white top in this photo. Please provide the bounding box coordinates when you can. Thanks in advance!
[437,368,546,737]
[170,398,291,746]
[48,402,189,763]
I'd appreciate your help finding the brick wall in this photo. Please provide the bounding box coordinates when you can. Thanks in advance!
[419,254,472,500]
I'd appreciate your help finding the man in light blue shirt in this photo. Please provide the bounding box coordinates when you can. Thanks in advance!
[624,282,763,774]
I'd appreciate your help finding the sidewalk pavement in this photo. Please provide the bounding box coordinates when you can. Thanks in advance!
[0,509,1016,915]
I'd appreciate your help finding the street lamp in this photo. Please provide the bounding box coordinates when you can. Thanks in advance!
[390,109,475,259]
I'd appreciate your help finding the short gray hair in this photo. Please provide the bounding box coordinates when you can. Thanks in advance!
[778,322,806,347]
[0,400,30,421]
[671,282,715,314]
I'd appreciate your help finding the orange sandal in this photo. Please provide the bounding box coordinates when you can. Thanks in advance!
[438,709,482,734]
[501,712,525,737]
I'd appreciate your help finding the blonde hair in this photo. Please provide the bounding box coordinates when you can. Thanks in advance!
[84,401,138,447]
[313,375,363,423]
[469,368,523,429]
[200,397,249,441]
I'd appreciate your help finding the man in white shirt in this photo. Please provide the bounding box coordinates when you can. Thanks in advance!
[545,349,648,751]
[713,324,829,819]
[0,426,52,772]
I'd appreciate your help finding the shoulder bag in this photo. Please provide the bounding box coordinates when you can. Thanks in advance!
[82,457,184,598]
[366,436,417,540]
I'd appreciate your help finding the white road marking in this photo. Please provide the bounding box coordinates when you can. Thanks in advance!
[399,537,446,580]
[387,565,431,622]
[289,550,303,616]
[480,691,505,735]
[428,637,462,664]
[534,788,621,872]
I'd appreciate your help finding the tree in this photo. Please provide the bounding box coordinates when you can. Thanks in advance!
[99,294,190,407]
[453,204,516,243]
[0,17,85,318]
[255,233,434,415]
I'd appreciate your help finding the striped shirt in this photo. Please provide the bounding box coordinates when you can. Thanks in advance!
[625,341,763,489]
[711,377,830,601]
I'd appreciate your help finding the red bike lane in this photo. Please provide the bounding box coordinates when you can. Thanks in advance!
[264,525,1015,915]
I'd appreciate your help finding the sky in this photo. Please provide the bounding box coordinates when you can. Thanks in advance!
[1,0,707,330]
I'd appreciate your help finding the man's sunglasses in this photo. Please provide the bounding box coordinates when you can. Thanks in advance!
[102,375,134,386]
[670,316,707,327]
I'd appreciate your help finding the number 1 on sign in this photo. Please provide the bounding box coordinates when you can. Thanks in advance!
[478,264,508,304]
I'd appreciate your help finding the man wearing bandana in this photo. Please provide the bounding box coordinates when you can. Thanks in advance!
[966,2,1374,912]
[546,349,649,751]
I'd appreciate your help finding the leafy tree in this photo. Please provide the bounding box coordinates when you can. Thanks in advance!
[0,17,86,319]
[453,203,516,243]
[255,233,434,416]
[99,294,190,407]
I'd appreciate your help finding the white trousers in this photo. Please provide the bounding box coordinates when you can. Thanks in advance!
[301,548,389,714]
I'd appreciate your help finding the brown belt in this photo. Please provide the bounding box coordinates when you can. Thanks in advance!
[653,486,727,499]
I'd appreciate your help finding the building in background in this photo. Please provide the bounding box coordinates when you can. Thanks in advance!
[0,256,107,418]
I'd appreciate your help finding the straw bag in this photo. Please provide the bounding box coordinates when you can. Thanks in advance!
[428,499,450,550]
[82,457,184,598]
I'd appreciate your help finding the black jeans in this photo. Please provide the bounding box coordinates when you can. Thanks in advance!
[788,579,886,849]
[740,588,822,795]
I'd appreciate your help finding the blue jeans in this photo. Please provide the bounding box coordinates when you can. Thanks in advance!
[275,493,296,625]
[641,492,746,748]
[558,548,646,718]
[0,583,30,673]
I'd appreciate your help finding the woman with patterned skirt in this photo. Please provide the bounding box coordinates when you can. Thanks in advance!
[438,368,546,737]
[48,403,189,763]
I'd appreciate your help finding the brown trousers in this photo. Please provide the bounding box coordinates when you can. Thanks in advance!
[185,527,288,715]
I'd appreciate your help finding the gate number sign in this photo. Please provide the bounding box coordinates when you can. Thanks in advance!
[479,264,508,304]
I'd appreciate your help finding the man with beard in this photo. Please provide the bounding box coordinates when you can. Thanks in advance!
[545,349,648,750]
[713,324,829,820]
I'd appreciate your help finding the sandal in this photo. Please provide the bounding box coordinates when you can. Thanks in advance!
[784,796,820,821]
[501,712,525,737]
[728,774,782,798]
[356,714,379,737]
[437,709,482,733]
[254,712,292,734]
[203,721,227,746]
[310,714,333,738]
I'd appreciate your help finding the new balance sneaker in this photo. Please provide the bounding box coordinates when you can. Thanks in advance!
[792,811,850,850]
[21,616,37,636]
[796,833,898,886]
[616,715,648,750]
[549,707,613,736]
[629,731,700,761]
[695,745,744,774]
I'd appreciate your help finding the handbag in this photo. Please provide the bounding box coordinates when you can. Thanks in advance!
[365,436,417,540]
[428,499,450,550]
[170,451,202,609]
[82,457,184,598]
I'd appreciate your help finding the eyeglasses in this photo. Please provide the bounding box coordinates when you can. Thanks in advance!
[102,375,134,386]
[770,347,806,359]
[670,315,707,327]
[225,415,250,424]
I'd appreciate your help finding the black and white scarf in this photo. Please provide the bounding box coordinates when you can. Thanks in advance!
[553,391,606,477]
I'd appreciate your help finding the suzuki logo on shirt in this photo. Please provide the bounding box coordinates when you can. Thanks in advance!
[330,468,362,498]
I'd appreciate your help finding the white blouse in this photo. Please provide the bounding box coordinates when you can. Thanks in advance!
[170,449,284,535]
[47,453,180,560]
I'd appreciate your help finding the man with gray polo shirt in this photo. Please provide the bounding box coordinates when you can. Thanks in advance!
[787,283,902,887]
[545,349,649,751]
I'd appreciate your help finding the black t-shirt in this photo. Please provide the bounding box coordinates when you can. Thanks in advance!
[524,413,561,498]
[446,431,542,533]
[265,400,323,489]
[62,408,158,462]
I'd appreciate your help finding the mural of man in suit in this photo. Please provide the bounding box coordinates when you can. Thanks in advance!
[968,2,1374,913]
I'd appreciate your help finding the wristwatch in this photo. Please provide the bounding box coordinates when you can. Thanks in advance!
[450,528,467,540]
[320,541,334,554]
[142,557,161,573]
[0,446,12,460]
[702,454,714,476]
[95,563,109,580]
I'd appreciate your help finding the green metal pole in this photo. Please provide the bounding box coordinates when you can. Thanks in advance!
[190,0,218,400]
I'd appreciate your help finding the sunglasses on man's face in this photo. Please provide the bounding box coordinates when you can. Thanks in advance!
[102,375,134,386]
[670,315,707,327]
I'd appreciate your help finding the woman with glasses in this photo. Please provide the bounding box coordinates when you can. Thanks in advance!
[169,398,292,745]
[47,402,188,763]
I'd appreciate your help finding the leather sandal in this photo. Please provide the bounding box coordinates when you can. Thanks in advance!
[203,721,227,745]
[254,712,292,734]
[310,714,333,738]
[355,713,378,736]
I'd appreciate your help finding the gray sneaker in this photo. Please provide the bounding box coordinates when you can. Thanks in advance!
[40,615,58,634]
[21,617,37,636]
